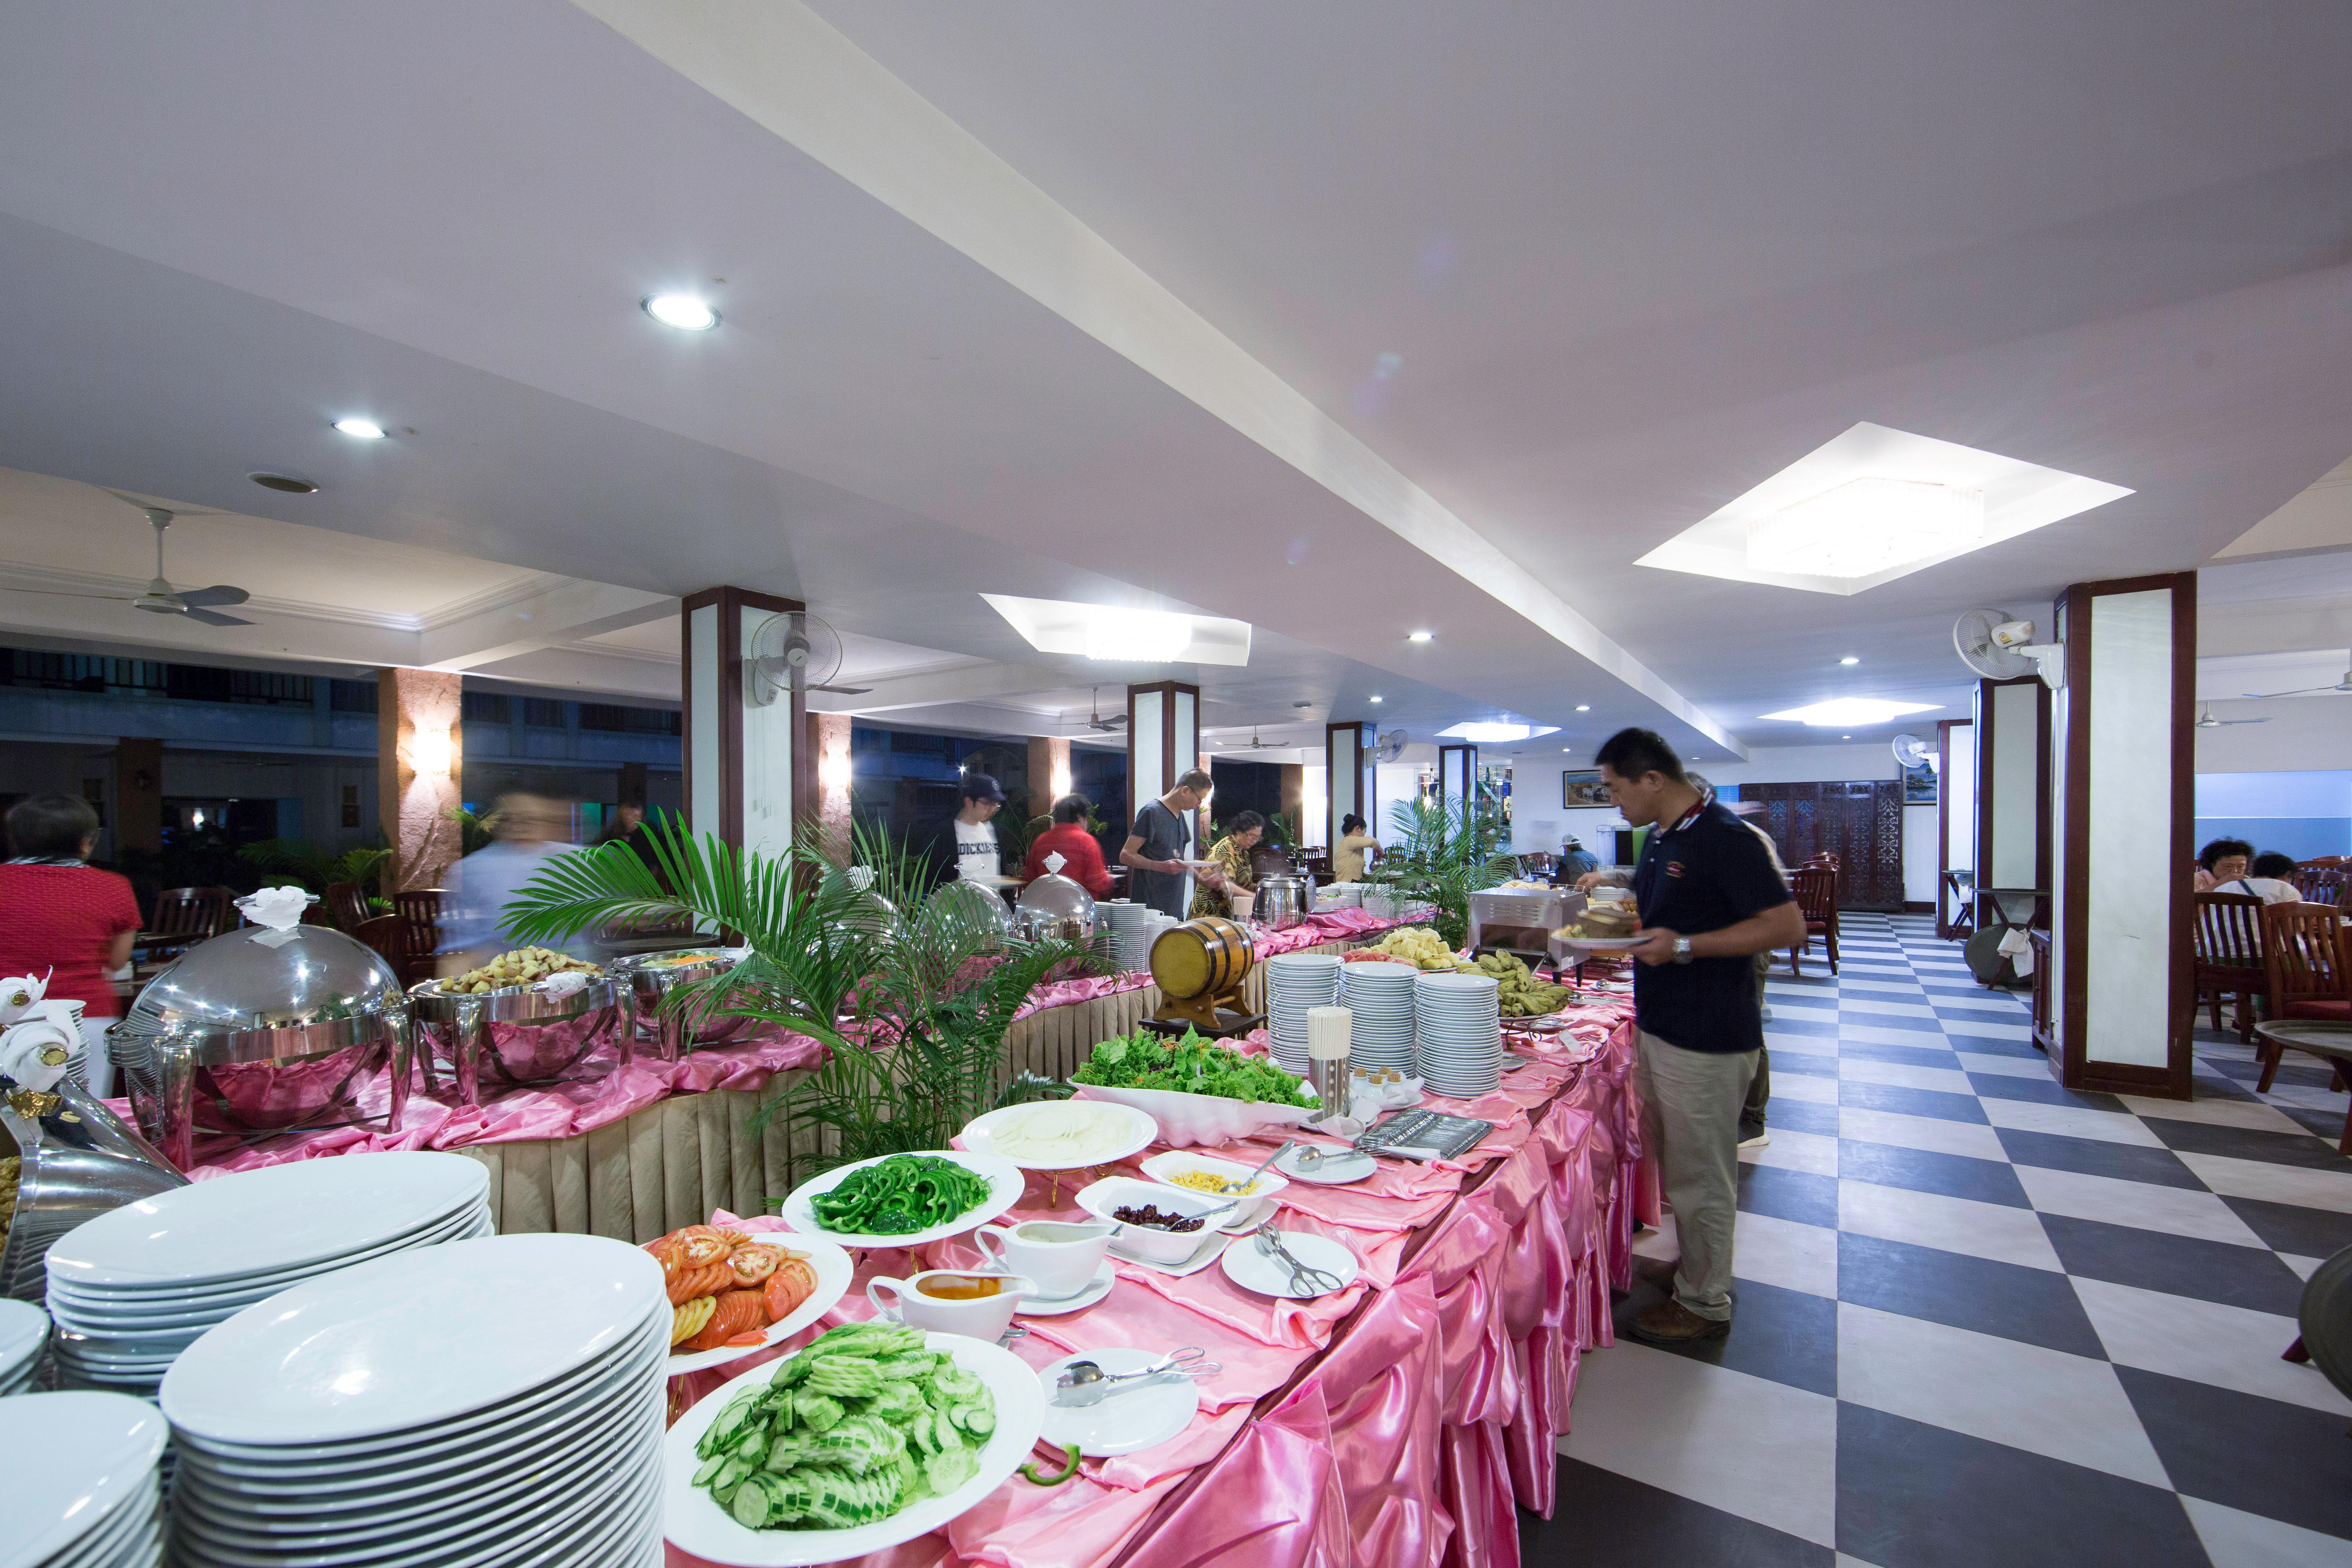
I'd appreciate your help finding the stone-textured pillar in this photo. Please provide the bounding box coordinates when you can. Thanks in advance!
[379,668,464,894]
[682,588,807,857]
[1028,735,1071,813]
[114,737,163,855]
[806,711,853,864]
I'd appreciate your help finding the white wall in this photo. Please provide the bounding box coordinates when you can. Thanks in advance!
[2192,697,2352,772]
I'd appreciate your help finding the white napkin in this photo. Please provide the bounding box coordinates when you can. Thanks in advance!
[236,885,315,932]
[0,971,49,1027]
[1043,852,1067,876]
[1996,926,2035,977]
[533,970,594,998]
[0,1017,79,1092]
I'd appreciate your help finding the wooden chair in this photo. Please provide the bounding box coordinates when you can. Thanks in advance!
[139,885,236,963]
[2258,903,2352,1088]
[1788,864,1840,976]
[350,913,408,978]
[392,889,443,972]
[325,882,371,932]
[2296,866,2347,906]
[2193,891,2268,1045]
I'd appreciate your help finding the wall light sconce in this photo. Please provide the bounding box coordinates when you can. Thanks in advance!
[819,748,853,793]
[410,729,455,778]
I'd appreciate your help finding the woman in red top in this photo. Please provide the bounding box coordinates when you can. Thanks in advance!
[1020,793,1115,898]
[0,795,143,1095]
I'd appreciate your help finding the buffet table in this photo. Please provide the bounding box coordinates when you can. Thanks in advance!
[663,994,1641,1568]
[158,908,1414,1241]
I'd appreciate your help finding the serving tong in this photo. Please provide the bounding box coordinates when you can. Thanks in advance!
[1053,1346,1220,1407]
[1253,1223,1346,1296]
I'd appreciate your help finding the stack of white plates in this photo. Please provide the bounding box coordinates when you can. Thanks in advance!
[0,1298,49,1396]
[43,1152,492,1398]
[1101,900,1161,972]
[161,1233,667,1568]
[0,1390,167,1568]
[1414,972,1502,1097]
[1339,961,1419,1070]
[1265,952,1343,1072]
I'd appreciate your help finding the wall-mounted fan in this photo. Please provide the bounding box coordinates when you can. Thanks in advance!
[2195,702,2267,728]
[1082,686,1128,733]
[745,612,870,706]
[1954,608,2062,688]
[7,494,254,626]
[1373,729,1410,763]
[2243,653,2352,699]
[1892,733,1937,773]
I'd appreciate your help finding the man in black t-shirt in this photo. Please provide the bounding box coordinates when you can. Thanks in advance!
[1579,729,1804,1345]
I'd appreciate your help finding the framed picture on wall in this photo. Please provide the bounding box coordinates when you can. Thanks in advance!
[1902,759,1938,804]
[1563,770,1611,808]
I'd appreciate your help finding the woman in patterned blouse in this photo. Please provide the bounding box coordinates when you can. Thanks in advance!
[1189,811,1265,920]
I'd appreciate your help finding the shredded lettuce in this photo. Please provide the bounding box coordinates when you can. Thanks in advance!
[1069,1029,1316,1107]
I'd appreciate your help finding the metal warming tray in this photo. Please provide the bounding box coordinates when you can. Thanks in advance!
[0,1078,187,1307]
[1014,871,1098,942]
[114,924,414,1171]
[408,972,634,1107]
[610,948,751,1060]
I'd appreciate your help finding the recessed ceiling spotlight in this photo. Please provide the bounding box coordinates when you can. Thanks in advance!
[1839,655,1860,666]
[331,417,387,440]
[1561,746,1572,753]
[1575,704,1590,712]
[1407,630,1434,642]
[642,293,719,331]
[248,472,317,494]
[1369,695,1383,704]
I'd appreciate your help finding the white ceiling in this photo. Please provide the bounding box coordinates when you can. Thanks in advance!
[0,1,2348,764]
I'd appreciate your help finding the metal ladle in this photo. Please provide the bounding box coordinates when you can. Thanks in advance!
[1054,1346,1220,1408]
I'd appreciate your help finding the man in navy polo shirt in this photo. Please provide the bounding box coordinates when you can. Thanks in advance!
[1579,729,1804,1344]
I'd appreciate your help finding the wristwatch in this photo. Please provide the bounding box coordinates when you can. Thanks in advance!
[1672,936,1694,964]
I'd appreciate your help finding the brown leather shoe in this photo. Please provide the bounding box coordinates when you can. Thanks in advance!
[1633,1255,1680,1291]
[1627,1298,1731,1345]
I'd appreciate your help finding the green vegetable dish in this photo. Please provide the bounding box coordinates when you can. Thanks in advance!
[693,1323,998,1531]
[812,1154,994,1236]
[1069,1030,1317,1107]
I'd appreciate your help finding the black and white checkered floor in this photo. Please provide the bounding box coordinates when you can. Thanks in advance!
[1522,912,2352,1568]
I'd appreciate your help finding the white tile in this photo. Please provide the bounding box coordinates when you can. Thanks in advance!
[1741,1127,1839,1177]
[2117,1093,2312,1136]
[1837,1024,1959,1051]
[1766,1031,1840,1059]
[1770,1073,1842,1105]
[1835,1302,2170,1486]
[1838,1106,2010,1164]
[1838,1058,1977,1095]
[1841,998,1940,1019]
[1836,1557,1889,1568]
[1838,1180,2064,1271]
[2182,1497,2352,1568]
[2071,1277,2352,1417]
[1940,1017,2036,1041]
[1765,1003,1841,1024]
[1560,1343,1837,1546]
[1731,1209,1838,1298]
[1930,992,2034,1014]
[2266,1082,2352,1118]
[2177,1153,2352,1214]
[2281,1253,2326,1281]
[1631,1210,1679,1264]
[2015,1165,2269,1248]
[1838,978,1926,996]
[1957,1051,2052,1080]
[1980,1098,2167,1147]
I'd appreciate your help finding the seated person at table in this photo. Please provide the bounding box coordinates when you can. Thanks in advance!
[2193,837,2252,892]
[0,793,141,1096]
[1557,835,1601,883]
[1332,813,1379,882]
[1021,793,1114,898]
[2216,851,2305,906]
[1190,811,1265,919]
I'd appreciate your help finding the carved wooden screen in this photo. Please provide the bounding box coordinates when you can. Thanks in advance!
[1740,780,1906,911]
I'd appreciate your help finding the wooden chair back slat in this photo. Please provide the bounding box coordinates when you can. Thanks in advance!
[2194,891,2265,970]
[2262,902,2349,1008]
[1791,864,1838,924]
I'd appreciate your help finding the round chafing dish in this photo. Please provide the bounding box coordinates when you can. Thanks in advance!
[1253,873,1311,931]
[609,947,752,1060]
[408,971,633,1108]
[111,925,412,1172]
[1014,872,1098,943]
[929,878,1014,949]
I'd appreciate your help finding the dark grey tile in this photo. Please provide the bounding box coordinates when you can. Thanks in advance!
[1838,1139,2031,1208]
[1837,1231,2106,1356]
[1992,1128,2207,1190]
[1522,1463,1833,1568]
[2118,1366,2352,1542]
[1611,1275,1837,1396]
[1968,1075,2128,1113]
[1951,1034,2046,1061]
[2278,1102,2352,1145]
[1764,1017,1844,1039]
[1837,1040,1963,1071]
[2040,1213,2310,1316]
[2221,1194,2352,1258]
[1762,1098,1840,1138]
[1837,1080,1989,1124]
[2141,1116,2352,1172]
[1736,1162,1839,1228]
[1773,1053,1840,1077]
[1836,1404,2208,1568]
[1834,1010,1951,1036]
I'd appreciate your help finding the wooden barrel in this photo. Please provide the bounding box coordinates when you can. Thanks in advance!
[1149,917,1254,1001]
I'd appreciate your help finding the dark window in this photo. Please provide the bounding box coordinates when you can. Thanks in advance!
[578,703,681,735]
[161,665,313,706]
[461,690,512,724]
[328,678,379,713]
[890,731,950,757]
[522,697,565,728]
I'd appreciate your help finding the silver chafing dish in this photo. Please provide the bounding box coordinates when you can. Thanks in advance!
[609,947,751,1061]
[112,924,414,1172]
[2,1077,185,1306]
[1253,873,1312,931]
[929,878,1015,949]
[1013,871,1098,943]
[408,969,634,1108]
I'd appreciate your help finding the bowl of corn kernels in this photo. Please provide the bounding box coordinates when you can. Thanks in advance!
[1138,1148,1291,1228]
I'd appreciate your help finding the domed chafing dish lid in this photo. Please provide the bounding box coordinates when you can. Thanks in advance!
[122,925,405,1044]
[1015,872,1097,925]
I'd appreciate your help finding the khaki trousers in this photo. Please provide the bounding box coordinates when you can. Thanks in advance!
[1637,1028,1759,1321]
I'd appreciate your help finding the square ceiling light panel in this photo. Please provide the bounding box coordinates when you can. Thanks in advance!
[981,593,1252,665]
[1637,423,2133,597]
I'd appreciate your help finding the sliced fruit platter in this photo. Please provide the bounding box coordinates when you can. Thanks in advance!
[650,1223,855,1374]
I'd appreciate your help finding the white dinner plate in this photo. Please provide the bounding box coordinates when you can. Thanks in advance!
[1218,1229,1361,1301]
[777,1149,1025,1250]
[958,1100,1158,1172]
[1272,1146,1377,1185]
[0,1391,167,1568]
[0,1299,51,1383]
[1557,935,1642,952]
[1036,1348,1200,1457]
[662,1331,1046,1566]
[664,1234,855,1375]
[162,1233,664,1445]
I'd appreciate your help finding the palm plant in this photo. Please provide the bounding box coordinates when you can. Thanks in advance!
[1366,797,1517,948]
[235,837,391,904]
[500,812,1101,1176]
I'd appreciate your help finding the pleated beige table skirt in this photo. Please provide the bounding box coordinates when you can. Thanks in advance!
[456,937,1363,1241]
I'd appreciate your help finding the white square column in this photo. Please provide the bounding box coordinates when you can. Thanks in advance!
[681,587,806,858]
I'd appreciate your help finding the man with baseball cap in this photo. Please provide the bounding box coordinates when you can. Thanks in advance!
[908,771,1007,890]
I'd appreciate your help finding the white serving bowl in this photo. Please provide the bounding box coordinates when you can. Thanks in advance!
[1072,1079,1320,1149]
[1138,1150,1290,1227]
[1074,1176,1237,1265]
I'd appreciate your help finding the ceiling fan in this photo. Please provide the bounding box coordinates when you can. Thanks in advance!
[2244,652,2352,699]
[7,493,254,625]
[2196,702,2267,728]
[1082,686,1128,733]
